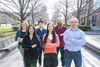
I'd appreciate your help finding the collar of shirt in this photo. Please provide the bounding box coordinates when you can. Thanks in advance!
[70,28,79,32]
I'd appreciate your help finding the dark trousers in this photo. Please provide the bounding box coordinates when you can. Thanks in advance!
[57,47,65,66]
[38,47,42,65]
[43,53,57,67]
[24,54,37,67]
[64,50,82,67]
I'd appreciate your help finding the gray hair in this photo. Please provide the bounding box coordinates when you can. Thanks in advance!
[70,17,79,23]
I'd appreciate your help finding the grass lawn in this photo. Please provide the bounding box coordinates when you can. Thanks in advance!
[0,27,13,32]
[0,31,16,39]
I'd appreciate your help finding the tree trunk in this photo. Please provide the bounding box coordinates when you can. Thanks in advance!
[65,15,67,25]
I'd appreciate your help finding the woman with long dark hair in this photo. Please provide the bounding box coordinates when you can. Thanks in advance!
[43,23,60,67]
[23,25,40,67]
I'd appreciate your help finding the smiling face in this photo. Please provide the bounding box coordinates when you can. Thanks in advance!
[21,22,27,30]
[39,22,44,29]
[47,24,54,33]
[70,18,79,29]
[56,18,63,27]
[29,26,34,34]
[71,21,79,28]
[57,21,63,27]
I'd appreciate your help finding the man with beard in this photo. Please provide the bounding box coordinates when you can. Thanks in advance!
[54,18,67,67]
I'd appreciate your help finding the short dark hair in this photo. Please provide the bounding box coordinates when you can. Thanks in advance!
[38,20,44,24]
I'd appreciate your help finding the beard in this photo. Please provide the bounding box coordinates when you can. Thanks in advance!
[57,22,63,27]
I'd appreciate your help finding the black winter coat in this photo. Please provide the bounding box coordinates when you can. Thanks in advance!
[23,35,40,59]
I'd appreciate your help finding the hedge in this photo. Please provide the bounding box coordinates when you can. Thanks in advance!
[66,24,91,31]
[79,25,91,31]
[12,27,19,31]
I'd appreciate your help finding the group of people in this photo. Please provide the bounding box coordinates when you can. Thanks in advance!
[15,17,86,67]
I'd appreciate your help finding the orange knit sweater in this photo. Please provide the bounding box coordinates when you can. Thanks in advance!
[43,34,60,54]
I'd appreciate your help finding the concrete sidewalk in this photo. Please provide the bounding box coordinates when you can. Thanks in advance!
[86,35,100,55]
[85,31,100,53]
[0,42,24,67]
[86,35,100,49]
[0,42,100,67]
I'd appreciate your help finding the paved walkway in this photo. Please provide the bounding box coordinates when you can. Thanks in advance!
[0,31,100,67]
[0,42,100,67]
[85,31,100,51]
[86,35,100,50]
[0,42,24,67]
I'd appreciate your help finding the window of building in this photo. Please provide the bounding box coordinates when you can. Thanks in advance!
[92,15,97,26]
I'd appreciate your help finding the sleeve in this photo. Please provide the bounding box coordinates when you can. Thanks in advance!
[15,31,20,41]
[63,31,72,45]
[35,35,41,47]
[42,34,46,41]
[36,29,39,35]
[64,26,67,31]
[44,29,47,33]
[44,35,60,48]
[71,32,86,46]
[22,37,31,48]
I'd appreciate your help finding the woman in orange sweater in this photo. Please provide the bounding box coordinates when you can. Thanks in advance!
[42,23,60,67]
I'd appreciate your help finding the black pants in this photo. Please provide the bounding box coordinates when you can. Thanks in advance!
[44,53,57,67]
[38,47,42,65]
[24,54,37,67]
[57,47,65,66]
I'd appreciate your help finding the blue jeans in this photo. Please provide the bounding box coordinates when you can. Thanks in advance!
[64,50,82,67]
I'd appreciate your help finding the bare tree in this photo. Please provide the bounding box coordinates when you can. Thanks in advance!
[31,0,44,24]
[58,0,68,25]
[0,0,43,23]
[0,0,32,23]
[72,0,98,26]
[51,4,61,24]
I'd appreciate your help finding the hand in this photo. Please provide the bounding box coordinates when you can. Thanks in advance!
[20,38,23,42]
[17,37,23,42]
[66,37,72,41]
[32,44,37,48]
[60,34,63,36]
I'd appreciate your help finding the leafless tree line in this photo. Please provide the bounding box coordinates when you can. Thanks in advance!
[52,0,99,26]
[0,0,44,23]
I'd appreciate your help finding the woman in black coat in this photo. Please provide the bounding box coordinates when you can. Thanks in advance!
[23,25,40,67]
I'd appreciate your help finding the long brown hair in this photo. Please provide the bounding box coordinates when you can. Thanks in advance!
[19,22,27,31]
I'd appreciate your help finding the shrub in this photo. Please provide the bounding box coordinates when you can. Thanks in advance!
[12,27,19,31]
[65,24,91,31]
[79,25,91,31]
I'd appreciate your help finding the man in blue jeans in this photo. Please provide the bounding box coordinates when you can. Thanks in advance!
[63,17,86,67]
